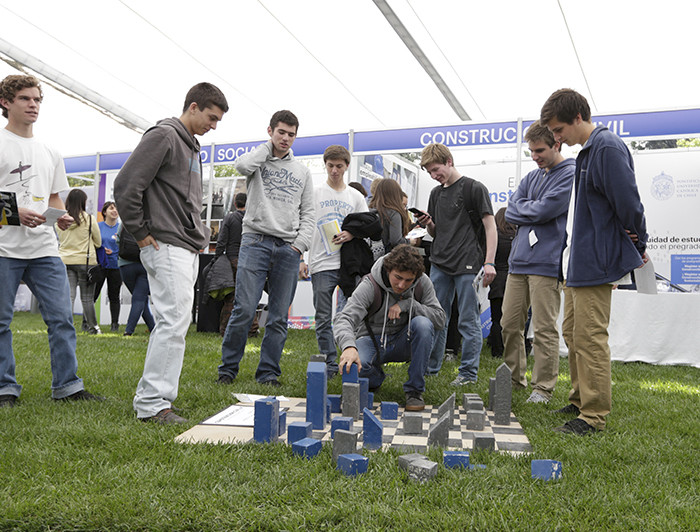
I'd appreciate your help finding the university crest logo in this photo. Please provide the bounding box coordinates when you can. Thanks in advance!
[651,172,674,201]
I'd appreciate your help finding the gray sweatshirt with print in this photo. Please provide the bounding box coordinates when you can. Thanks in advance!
[234,141,315,253]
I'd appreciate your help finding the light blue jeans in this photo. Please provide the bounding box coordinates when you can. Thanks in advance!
[133,242,198,418]
[311,269,346,372]
[219,234,301,383]
[356,316,434,394]
[0,256,83,399]
[428,265,481,381]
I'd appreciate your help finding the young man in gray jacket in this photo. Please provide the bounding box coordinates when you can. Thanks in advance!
[218,110,315,386]
[115,82,228,424]
[501,121,574,404]
[335,245,446,411]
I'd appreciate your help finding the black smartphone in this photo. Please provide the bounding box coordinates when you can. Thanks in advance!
[408,207,428,218]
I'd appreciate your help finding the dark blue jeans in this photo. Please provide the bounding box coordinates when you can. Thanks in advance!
[119,262,155,334]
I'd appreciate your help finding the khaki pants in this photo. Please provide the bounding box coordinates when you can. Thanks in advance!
[562,283,613,430]
[501,274,562,398]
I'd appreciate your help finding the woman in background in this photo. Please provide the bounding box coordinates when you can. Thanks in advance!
[92,201,122,332]
[369,178,410,255]
[117,225,155,336]
[56,189,101,334]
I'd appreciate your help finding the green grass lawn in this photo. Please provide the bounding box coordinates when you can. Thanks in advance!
[1,312,698,531]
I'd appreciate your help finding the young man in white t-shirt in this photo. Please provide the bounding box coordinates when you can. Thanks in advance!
[0,74,102,407]
[299,145,367,377]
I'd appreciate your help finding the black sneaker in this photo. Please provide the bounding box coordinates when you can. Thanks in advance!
[0,394,17,408]
[110,323,119,332]
[552,403,580,416]
[260,378,281,387]
[217,374,234,385]
[140,408,188,425]
[405,392,425,412]
[55,390,105,401]
[553,418,599,435]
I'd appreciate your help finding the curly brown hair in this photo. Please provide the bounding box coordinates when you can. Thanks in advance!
[0,75,43,119]
[383,244,425,278]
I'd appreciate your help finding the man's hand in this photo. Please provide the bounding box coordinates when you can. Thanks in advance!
[291,245,302,256]
[640,251,650,266]
[105,248,113,255]
[299,261,309,279]
[387,303,402,321]
[332,230,354,245]
[415,212,433,229]
[137,234,159,250]
[18,207,47,228]
[482,263,496,287]
[626,229,639,243]
[339,347,361,372]
[55,213,74,231]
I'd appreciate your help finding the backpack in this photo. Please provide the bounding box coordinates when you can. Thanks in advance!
[118,227,141,262]
[461,177,487,261]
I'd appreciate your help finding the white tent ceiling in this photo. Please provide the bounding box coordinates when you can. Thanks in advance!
[1,0,699,158]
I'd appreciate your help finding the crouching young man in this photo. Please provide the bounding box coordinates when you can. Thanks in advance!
[334,244,446,411]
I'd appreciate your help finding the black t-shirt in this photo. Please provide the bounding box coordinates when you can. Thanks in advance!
[427,176,493,275]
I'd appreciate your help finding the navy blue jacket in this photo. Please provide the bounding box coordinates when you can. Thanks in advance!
[567,126,647,287]
[506,159,575,278]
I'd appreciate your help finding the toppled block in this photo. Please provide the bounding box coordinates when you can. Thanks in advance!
[253,396,279,443]
[443,450,470,469]
[438,393,456,430]
[332,429,358,464]
[328,394,342,413]
[407,459,438,483]
[398,453,425,471]
[306,361,327,430]
[342,382,360,420]
[362,407,383,450]
[427,412,449,448]
[336,453,369,476]
[380,401,399,420]
[359,377,369,411]
[403,412,423,434]
[341,363,359,383]
[291,437,322,459]
[287,421,312,445]
[466,408,486,431]
[531,459,563,480]
[473,433,495,452]
[331,416,353,438]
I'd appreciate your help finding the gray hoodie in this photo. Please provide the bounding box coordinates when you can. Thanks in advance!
[114,117,209,253]
[334,256,446,351]
[234,141,315,253]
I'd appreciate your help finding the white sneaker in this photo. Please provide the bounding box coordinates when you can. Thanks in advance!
[526,391,550,404]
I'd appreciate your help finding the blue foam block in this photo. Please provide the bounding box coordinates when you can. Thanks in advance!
[328,394,342,413]
[531,459,563,480]
[359,377,369,411]
[362,407,383,450]
[278,411,286,436]
[331,416,353,438]
[380,401,399,420]
[443,451,470,469]
[336,453,369,476]
[306,361,327,430]
[287,421,312,445]
[326,399,331,423]
[253,396,279,443]
[292,437,322,459]
[341,363,359,383]
[367,392,374,409]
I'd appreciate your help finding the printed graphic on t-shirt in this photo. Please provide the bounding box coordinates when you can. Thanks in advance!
[261,166,304,204]
[5,161,45,206]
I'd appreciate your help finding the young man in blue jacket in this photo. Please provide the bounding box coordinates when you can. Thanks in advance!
[541,89,648,435]
[501,121,574,404]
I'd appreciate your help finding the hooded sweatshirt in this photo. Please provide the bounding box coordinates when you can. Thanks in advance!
[333,255,446,351]
[234,140,315,253]
[114,117,209,253]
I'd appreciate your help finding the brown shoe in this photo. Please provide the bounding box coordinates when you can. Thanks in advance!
[141,408,188,425]
[405,392,425,412]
